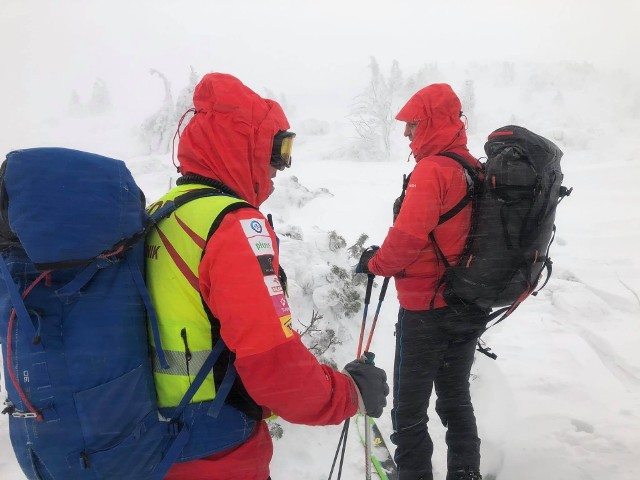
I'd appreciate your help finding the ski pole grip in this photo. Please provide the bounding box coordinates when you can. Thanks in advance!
[364,274,375,305]
[378,277,390,302]
[363,351,375,366]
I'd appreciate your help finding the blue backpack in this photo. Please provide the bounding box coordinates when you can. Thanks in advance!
[0,148,254,479]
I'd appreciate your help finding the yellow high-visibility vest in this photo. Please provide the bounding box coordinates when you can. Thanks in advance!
[145,185,249,408]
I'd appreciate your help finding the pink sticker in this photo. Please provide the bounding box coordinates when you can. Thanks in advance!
[271,294,291,317]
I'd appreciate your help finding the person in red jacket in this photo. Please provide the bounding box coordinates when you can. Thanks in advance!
[156,73,388,480]
[356,84,488,480]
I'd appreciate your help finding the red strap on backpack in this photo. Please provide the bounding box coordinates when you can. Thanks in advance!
[5,271,50,422]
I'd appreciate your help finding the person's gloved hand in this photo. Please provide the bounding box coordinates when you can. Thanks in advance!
[343,355,389,418]
[355,246,379,275]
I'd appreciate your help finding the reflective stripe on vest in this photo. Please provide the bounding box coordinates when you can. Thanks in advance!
[145,185,247,408]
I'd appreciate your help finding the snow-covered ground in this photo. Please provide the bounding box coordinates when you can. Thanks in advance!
[1,65,639,479]
[2,2,640,479]
[266,148,640,480]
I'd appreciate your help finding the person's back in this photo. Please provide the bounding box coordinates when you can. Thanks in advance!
[358,83,488,480]
[146,73,389,480]
[368,83,482,310]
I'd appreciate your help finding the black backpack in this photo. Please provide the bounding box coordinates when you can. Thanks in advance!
[396,125,571,334]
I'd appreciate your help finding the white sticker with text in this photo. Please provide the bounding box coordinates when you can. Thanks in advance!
[263,275,284,296]
[240,219,274,255]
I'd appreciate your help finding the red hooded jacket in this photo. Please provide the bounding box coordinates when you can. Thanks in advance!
[166,74,358,480]
[368,84,481,310]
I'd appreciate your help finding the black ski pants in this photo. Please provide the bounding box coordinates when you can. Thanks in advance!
[391,306,488,480]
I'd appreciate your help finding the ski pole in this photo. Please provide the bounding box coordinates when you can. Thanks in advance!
[357,274,375,357]
[328,273,376,480]
[358,274,375,480]
[355,415,392,480]
[328,419,350,480]
[364,276,390,354]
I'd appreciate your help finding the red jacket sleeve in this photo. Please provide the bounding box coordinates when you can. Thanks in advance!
[368,227,427,277]
[198,208,358,425]
[368,158,448,276]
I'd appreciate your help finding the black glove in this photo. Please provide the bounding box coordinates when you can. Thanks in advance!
[343,356,389,418]
[355,245,379,275]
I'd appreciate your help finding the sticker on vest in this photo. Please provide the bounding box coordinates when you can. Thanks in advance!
[257,255,275,276]
[263,275,284,296]
[271,293,291,317]
[241,219,266,236]
[240,219,274,255]
[280,314,294,338]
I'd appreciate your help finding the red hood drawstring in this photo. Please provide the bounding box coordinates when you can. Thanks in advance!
[172,108,197,173]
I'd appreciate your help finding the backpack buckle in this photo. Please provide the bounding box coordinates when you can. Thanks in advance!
[12,411,39,419]
[5,401,39,419]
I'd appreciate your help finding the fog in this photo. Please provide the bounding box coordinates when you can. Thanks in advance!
[1,2,639,479]
[1,0,638,134]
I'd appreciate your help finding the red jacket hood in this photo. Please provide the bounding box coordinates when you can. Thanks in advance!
[396,83,467,160]
[177,73,290,207]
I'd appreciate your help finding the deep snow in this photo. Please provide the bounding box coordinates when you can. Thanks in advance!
[1,2,640,478]
[1,65,639,479]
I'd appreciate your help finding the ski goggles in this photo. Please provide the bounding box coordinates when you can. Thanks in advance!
[270,131,296,170]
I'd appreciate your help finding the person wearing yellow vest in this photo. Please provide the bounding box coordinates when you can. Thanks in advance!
[145,73,389,480]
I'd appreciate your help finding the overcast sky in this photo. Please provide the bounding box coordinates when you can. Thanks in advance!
[1,0,638,126]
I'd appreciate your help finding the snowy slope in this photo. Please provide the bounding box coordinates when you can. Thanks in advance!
[1,63,640,480]
[266,155,640,480]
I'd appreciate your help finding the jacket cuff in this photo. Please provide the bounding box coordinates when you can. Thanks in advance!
[341,370,366,415]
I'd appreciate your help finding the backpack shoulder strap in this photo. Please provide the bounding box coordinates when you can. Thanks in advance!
[438,151,480,177]
[148,188,240,224]
[436,152,482,226]
[151,181,256,230]
[429,151,482,266]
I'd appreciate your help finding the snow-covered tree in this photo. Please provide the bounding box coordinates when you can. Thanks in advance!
[140,67,199,154]
[499,61,516,86]
[174,66,199,120]
[263,88,295,118]
[68,90,82,116]
[140,69,175,153]
[67,79,111,116]
[461,79,476,133]
[349,57,402,161]
[86,78,111,114]
[405,62,442,94]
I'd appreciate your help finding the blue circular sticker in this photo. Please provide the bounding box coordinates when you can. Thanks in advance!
[250,220,263,233]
